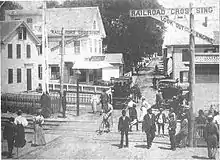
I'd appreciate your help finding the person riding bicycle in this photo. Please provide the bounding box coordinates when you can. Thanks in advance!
[102,103,113,133]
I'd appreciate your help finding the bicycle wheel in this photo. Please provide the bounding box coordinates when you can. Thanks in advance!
[98,120,105,134]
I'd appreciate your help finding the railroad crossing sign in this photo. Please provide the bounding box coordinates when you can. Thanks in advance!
[129,7,215,44]
[159,16,214,44]
[130,6,214,17]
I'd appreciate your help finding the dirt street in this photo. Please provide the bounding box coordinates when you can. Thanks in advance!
[5,59,219,159]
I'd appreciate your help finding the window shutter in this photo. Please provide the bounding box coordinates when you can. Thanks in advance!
[8,44,12,58]
[23,28,27,40]
[17,68,21,83]
[18,28,22,40]
[27,45,31,58]
[16,44,21,58]
[8,69,13,84]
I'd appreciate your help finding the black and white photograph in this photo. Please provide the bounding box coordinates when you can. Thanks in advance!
[0,0,219,159]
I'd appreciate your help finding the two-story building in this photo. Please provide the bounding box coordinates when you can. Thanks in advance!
[0,21,42,93]
[5,7,121,86]
[162,17,219,113]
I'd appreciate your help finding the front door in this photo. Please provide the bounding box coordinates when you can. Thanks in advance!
[27,69,32,91]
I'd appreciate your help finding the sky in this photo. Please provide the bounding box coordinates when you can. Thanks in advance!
[14,0,219,9]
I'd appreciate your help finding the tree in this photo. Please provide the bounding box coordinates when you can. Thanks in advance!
[0,1,23,21]
[34,0,165,72]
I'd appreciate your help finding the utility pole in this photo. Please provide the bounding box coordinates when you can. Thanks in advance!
[60,27,65,117]
[188,2,196,147]
[42,1,46,93]
[45,0,49,93]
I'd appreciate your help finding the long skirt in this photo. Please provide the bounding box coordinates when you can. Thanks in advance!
[139,107,147,122]
[14,124,26,148]
[32,124,46,146]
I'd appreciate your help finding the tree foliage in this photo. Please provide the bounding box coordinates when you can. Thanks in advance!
[0,1,23,21]
[42,0,166,72]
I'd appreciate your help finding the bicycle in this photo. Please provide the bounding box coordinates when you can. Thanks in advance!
[96,111,111,135]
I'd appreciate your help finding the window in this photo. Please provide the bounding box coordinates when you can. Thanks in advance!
[51,66,60,80]
[70,68,74,76]
[8,44,12,58]
[16,44,21,59]
[27,18,33,23]
[182,49,190,62]
[93,21,97,29]
[94,39,97,53]
[74,41,80,54]
[38,45,42,55]
[17,68,21,83]
[8,69,13,84]
[180,71,189,83]
[18,27,27,40]
[89,39,92,53]
[27,44,31,58]
[38,65,42,80]
[99,40,102,53]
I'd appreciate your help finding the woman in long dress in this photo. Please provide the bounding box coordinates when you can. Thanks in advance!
[14,110,28,148]
[139,97,150,122]
[32,111,46,146]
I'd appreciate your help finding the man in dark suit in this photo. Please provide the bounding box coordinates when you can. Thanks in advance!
[3,117,16,158]
[129,104,138,131]
[118,110,130,148]
[142,108,156,149]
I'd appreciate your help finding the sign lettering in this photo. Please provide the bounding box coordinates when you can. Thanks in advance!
[160,16,214,44]
[130,7,214,17]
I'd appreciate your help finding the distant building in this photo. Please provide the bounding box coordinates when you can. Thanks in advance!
[5,7,120,86]
[0,21,42,93]
[102,53,124,81]
[162,15,219,113]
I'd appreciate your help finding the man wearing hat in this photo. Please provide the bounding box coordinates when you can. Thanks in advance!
[176,112,188,148]
[118,110,130,148]
[142,108,156,149]
[204,115,219,159]
[3,117,16,158]
[129,103,138,131]
[156,108,166,137]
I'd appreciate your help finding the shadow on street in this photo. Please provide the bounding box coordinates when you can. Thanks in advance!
[134,144,147,149]
[192,155,210,159]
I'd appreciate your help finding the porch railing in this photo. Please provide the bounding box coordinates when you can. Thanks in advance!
[48,82,112,93]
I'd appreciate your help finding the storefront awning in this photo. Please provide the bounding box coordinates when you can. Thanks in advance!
[72,61,113,69]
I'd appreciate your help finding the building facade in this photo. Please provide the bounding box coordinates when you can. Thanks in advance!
[0,21,42,93]
[5,7,117,86]
[162,13,219,113]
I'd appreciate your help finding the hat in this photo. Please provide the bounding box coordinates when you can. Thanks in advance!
[159,108,163,111]
[173,96,177,99]
[207,114,213,118]
[147,108,152,112]
[141,96,146,100]
[17,109,22,115]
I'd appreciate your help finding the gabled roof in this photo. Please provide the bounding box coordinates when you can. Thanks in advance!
[104,53,124,64]
[0,20,40,44]
[6,7,106,38]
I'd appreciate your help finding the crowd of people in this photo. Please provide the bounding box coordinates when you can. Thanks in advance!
[99,87,219,159]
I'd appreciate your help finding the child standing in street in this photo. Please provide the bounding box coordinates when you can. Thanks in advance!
[168,114,177,151]
[118,110,130,148]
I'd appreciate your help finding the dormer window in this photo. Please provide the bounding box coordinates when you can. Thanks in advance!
[93,20,97,30]
[27,18,33,23]
[18,27,27,40]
